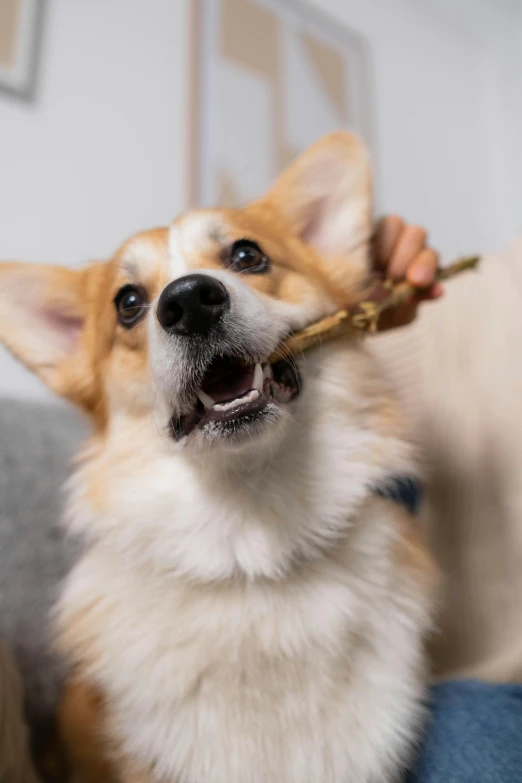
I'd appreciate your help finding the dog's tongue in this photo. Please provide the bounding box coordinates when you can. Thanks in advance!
[201,359,254,403]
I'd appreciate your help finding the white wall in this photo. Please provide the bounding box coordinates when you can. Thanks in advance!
[0,0,521,400]
[0,0,189,399]
[307,0,522,257]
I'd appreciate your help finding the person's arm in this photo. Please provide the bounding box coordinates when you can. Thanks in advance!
[372,215,441,331]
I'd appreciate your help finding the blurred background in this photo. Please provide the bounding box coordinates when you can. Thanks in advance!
[1,0,521,400]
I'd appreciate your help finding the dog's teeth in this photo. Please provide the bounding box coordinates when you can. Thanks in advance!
[253,363,264,393]
[263,364,273,380]
[197,389,216,409]
[211,389,260,413]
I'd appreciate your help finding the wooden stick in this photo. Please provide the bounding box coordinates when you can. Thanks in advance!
[269,255,480,363]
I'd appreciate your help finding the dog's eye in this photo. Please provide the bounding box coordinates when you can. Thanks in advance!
[114,285,147,327]
[225,240,269,274]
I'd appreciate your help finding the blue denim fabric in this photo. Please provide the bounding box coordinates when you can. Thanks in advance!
[408,680,522,782]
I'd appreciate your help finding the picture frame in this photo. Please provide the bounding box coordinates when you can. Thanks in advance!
[0,0,45,100]
[190,0,374,208]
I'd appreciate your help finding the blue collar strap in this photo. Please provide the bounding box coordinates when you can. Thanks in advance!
[373,475,423,516]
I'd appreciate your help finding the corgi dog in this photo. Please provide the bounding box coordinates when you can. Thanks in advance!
[0,133,436,783]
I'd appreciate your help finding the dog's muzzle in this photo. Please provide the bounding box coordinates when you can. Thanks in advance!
[154,273,301,442]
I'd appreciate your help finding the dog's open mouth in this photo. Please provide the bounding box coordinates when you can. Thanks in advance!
[171,356,300,440]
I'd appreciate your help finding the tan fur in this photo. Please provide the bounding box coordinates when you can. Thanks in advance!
[58,677,116,783]
[0,133,435,783]
[392,503,439,590]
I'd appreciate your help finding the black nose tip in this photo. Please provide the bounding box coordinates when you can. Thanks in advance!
[157,274,229,336]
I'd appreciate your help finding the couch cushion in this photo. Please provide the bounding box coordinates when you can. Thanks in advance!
[0,398,87,730]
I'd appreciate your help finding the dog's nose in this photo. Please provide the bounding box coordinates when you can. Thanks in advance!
[156,274,229,335]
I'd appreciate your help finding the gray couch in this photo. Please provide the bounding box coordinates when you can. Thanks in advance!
[0,398,87,737]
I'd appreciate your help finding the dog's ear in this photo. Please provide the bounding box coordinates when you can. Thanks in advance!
[0,261,99,406]
[262,131,372,264]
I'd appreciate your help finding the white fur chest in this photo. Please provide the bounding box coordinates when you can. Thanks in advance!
[60,498,430,783]
[59,347,432,781]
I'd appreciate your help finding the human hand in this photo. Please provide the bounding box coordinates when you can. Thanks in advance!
[372,215,442,330]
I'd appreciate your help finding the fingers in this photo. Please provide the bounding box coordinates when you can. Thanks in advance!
[388,225,428,280]
[414,281,444,302]
[372,215,405,269]
[373,219,439,288]
[406,247,439,288]
[377,301,418,332]
[371,215,443,332]
[376,285,443,332]
[429,281,444,298]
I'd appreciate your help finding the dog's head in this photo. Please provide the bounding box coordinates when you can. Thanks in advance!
[0,133,371,454]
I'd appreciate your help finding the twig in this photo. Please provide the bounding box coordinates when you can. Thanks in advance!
[269,255,480,363]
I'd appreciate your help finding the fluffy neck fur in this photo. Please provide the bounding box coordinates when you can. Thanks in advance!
[65,342,415,584]
[57,341,433,783]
